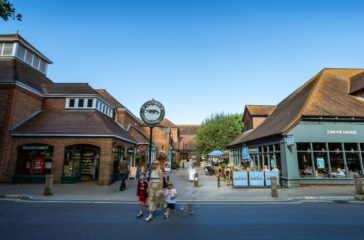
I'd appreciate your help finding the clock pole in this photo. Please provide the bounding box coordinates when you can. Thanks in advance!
[148,126,153,173]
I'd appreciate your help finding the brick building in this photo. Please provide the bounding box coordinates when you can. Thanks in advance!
[0,33,146,185]
[0,33,199,184]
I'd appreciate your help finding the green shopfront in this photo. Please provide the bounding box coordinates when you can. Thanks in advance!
[232,121,364,188]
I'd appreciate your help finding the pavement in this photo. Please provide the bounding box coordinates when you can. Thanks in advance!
[0,168,360,203]
[1,200,364,240]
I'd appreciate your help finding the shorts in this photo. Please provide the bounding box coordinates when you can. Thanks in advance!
[166,203,176,210]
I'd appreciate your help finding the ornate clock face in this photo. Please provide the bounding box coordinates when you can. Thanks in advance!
[140,100,165,126]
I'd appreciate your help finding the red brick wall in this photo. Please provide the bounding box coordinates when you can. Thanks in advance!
[42,98,66,110]
[252,117,268,129]
[116,109,139,128]
[0,86,43,182]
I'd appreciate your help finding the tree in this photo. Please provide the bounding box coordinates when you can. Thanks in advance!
[0,0,22,21]
[194,112,243,156]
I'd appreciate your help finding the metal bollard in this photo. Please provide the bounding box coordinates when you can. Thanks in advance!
[217,175,220,188]
[271,176,278,197]
[44,174,54,196]
[354,174,364,195]
[194,173,199,188]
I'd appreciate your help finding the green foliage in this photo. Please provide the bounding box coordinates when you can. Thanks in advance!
[0,0,21,21]
[194,112,243,156]
[171,160,179,169]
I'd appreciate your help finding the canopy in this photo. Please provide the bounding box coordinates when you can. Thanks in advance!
[207,150,225,157]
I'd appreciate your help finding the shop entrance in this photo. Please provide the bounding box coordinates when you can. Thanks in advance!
[62,144,100,183]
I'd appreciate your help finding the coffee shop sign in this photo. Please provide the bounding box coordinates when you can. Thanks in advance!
[327,130,357,135]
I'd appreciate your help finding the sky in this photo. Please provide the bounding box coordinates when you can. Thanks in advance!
[1,0,364,124]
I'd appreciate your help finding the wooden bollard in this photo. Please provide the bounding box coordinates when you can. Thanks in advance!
[217,175,221,188]
[271,176,278,197]
[44,174,54,196]
[354,174,364,195]
[194,173,199,188]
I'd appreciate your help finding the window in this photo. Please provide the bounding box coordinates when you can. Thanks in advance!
[96,100,99,109]
[2,43,13,56]
[78,99,84,108]
[25,50,33,65]
[69,99,75,108]
[32,55,40,69]
[39,60,47,73]
[16,44,26,60]
[16,144,54,175]
[87,99,93,108]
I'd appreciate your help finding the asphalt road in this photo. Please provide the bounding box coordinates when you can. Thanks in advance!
[0,200,364,240]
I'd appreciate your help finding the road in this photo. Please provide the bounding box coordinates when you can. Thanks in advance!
[0,200,363,240]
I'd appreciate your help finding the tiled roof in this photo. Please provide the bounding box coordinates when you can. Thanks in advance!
[349,72,364,95]
[229,68,364,146]
[42,83,98,95]
[11,110,137,143]
[128,126,150,145]
[0,58,53,92]
[160,118,176,128]
[96,89,124,108]
[177,125,200,135]
[245,105,275,116]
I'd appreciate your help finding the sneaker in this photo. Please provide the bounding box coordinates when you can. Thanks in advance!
[136,212,143,218]
[145,215,153,221]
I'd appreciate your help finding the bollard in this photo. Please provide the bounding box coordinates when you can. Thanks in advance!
[44,174,54,196]
[194,173,199,188]
[271,176,278,197]
[354,174,364,195]
[217,175,220,188]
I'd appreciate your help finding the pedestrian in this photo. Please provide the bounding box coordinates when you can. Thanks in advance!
[136,173,148,218]
[183,184,195,215]
[118,157,129,191]
[164,182,177,220]
[145,160,164,222]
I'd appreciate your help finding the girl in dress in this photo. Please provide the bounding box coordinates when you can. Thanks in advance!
[136,173,148,218]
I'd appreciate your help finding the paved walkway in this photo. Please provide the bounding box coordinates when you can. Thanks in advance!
[0,168,358,202]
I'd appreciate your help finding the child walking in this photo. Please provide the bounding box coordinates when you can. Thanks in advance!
[136,173,148,218]
[164,182,177,220]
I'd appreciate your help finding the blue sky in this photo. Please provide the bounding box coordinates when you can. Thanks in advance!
[2,0,364,124]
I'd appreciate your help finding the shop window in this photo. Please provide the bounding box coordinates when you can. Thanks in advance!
[63,145,100,181]
[344,143,358,152]
[274,144,280,152]
[346,152,362,177]
[113,146,124,174]
[297,143,311,152]
[16,144,53,175]
[268,145,274,153]
[328,143,342,152]
[313,152,329,178]
[312,143,326,152]
[329,152,346,178]
[298,152,314,177]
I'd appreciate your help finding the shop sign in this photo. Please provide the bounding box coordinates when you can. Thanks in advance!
[29,154,45,174]
[241,146,250,161]
[127,148,135,154]
[265,171,280,186]
[326,130,357,135]
[316,158,325,169]
[249,171,265,187]
[23,145,49,150]
[249,148,259,154]
[233,171,248,187]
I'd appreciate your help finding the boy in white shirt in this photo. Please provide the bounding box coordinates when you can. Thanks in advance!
[164,182,177,220]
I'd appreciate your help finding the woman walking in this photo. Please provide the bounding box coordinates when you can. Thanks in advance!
[145,160,164,221]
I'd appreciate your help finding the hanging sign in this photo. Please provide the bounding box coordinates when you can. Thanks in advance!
[233,171,248,187]
[140,99,165,126]
[249,171,265,187]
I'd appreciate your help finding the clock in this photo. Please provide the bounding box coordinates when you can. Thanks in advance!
[140,99,165,126]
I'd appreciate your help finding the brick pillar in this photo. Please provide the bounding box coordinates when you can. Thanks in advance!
[98,140,113,185]
[52,143,64,184]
